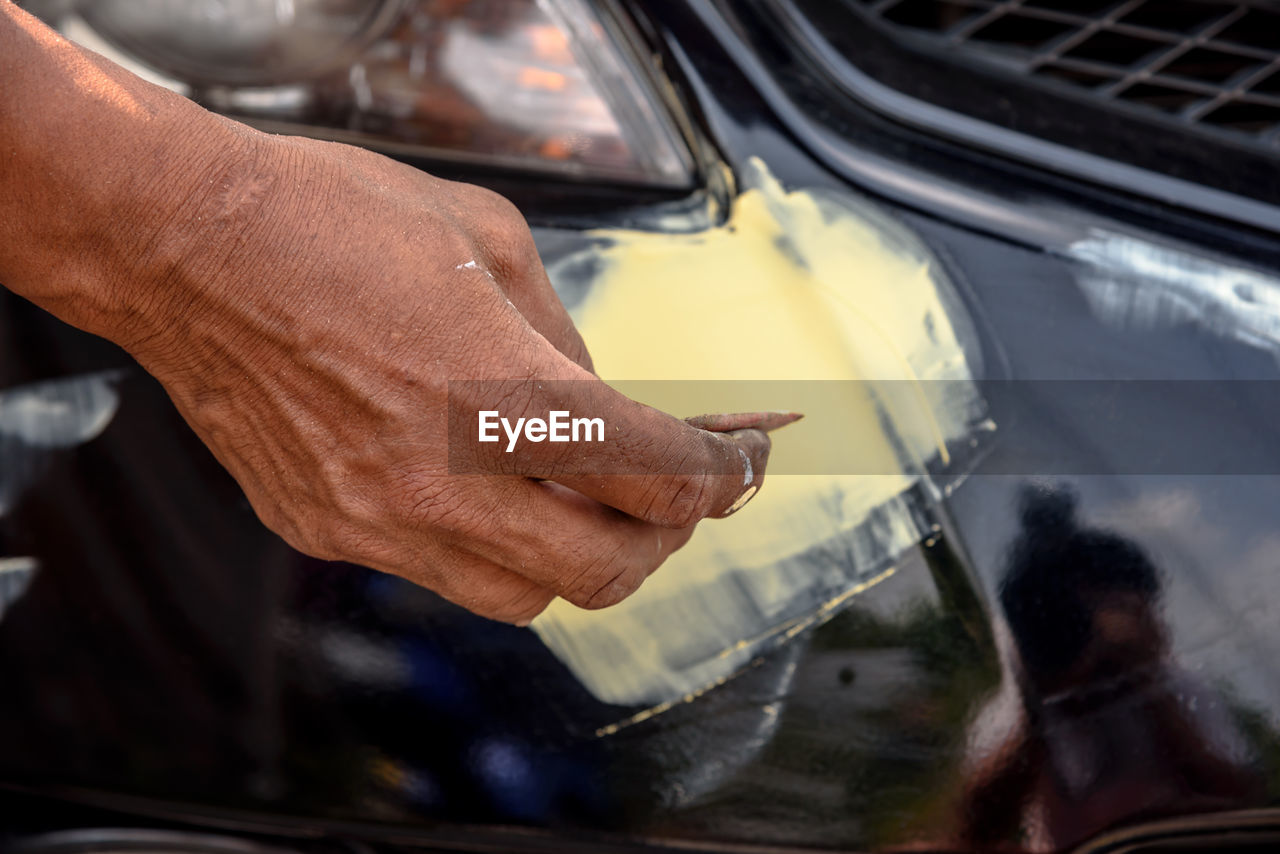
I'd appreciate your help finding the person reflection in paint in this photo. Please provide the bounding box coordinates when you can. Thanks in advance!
[956,485,1260,851]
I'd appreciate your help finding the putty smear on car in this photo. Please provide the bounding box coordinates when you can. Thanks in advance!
[533,159,990,714]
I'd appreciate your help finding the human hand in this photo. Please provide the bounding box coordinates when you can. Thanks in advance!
[94,128,773,624]
[0,4,784,622]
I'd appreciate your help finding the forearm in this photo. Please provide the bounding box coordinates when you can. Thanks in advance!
[0,3,776,623]
[0,1,256,350]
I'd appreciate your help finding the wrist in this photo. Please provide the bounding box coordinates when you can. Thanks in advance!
[96,116,276,363]
[0,4,276,360]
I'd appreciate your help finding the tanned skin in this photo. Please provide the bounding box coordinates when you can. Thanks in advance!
[0,2,772,624]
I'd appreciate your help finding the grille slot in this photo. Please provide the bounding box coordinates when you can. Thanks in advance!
[853,0,1280,148]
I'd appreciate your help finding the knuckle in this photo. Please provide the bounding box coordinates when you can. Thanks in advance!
[303,529,344,561]
[442,229,482,270]
[560,546,644,610]
[645,472,715,529]
[287,514,350,562]
[323,522,385,564]
[469,193,538,281]
[256,502,319,556]
[563,329,593,372]
[326,475,381,530]
[477,583,555,625]
[287,471,404,564]
[292,497,392,564]
[580,567,644,610]
[470,185,526,231]
[245,485,341,561]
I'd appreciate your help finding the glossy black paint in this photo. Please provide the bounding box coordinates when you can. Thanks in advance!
[5,1,1280,851]
[762,0,1280,215]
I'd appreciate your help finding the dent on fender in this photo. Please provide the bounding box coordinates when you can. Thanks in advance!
[533,159,990,718]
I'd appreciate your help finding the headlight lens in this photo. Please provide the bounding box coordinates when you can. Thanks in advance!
[35,0,695,187]
[81,0,403,87]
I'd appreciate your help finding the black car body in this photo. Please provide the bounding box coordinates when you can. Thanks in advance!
[5,1,1280,852]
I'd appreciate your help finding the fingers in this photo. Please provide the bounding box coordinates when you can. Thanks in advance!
[362,474,695,618]
[452,479,696,610]
[507,266,594,373]
[398,546,557,626]
[552,424,771,528]
[685,411,804,433]
[457,368,775,526]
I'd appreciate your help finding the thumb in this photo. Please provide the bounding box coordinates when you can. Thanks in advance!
[456,368,775,527]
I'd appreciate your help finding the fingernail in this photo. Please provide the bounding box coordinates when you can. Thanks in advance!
[686,411,804,433]
[722,485,758,517]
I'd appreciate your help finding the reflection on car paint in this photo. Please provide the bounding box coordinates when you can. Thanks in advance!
[1069,230,1280,365]
[533,159,991,713]
[0,370,124,512]
[955,483,1262,851]
[0,371,123,620]
[0,556,37,622]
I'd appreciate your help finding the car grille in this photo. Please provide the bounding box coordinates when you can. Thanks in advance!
[858,0,1280,150]
[764,0,1280,211]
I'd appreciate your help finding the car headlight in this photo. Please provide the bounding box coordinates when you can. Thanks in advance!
[27,0,695,187]
[80,0,405,87]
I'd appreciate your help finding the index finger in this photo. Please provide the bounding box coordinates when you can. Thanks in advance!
[453,367,777,527]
